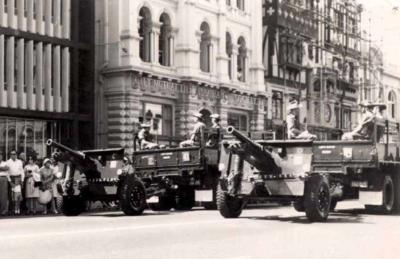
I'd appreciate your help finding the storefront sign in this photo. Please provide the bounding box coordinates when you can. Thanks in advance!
[133,77,188,96]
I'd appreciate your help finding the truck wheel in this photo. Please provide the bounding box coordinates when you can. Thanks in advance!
[120,177,146,216]
[217,184,243,218]
[175,189,195,211]
[62,195,86,216]
[148,195,175,211]
[293,199,305,212]
[382,175,395,214]
[304,175,331,222]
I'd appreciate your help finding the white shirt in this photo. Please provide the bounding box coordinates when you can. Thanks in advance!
[6,159,24,180]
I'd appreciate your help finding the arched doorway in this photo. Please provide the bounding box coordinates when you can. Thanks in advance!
[199,109,212,128]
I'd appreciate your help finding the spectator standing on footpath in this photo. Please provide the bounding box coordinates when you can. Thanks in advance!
[6,151,25,215]
[51,158,62,214]
[0,152,10,216]
[39,158,57,214]
[24,156,40,214]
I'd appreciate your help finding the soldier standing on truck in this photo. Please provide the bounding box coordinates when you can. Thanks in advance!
[180,112,206,147]
[286,100,317,140]
[138,123,159,150]
[210,114,221,129]
[207,114,221,147]
[342,101,375,140]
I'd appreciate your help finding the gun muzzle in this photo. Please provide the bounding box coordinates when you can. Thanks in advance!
[226,126,235,134]
[46,139,53,146]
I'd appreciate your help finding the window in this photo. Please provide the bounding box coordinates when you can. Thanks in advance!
[388,91,396,119]
[313,79,320,92]
[326,80,334,94]
[159,13,172,67]
[335,105,340,128]
[272,91,283,120]
[237,0,245,11]
[139,102,173,136]
[237,37,246,82]
[228,113,248,131]
[199,22,211,73]
[226,32,232,79]
[342,108,352,130]
[138,7,152,63]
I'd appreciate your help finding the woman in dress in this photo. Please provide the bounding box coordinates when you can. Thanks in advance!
[24,156,40,214]
[39,158,56,214]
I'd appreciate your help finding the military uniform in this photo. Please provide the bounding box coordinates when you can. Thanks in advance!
[342,103,375,140]
[180,121,206,147]
[138,125,159,149]
[286,101,317,140]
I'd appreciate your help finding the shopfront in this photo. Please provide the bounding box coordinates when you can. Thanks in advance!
[0,117,64,160]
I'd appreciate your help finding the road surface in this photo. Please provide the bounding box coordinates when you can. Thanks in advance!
[0,201,399,259]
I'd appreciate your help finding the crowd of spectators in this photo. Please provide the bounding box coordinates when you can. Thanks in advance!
[0,150,62,216]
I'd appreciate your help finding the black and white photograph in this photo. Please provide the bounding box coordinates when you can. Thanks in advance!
[0,0,400,258]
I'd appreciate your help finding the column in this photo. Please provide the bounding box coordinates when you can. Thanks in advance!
[6,36,15,108]
[0,35,4,107]
[7,0,15,28]
[44,0,52,36]
[0,0,5,27]
[169,36,174,66]
[153,26,160,64]
[231,45,238,82]
[36,0,44,34]
[26,0,34,32]
[16,38,24,108]
[25,40,34,109]
[61,47,69,112]
[36,42,43,110]
[53,0,61,37]
[44,43,52,111]
[53,45,61,112]
[62,0,70,38]
[17,0,24,30]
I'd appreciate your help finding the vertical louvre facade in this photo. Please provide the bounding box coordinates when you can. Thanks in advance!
[0,0,94,158]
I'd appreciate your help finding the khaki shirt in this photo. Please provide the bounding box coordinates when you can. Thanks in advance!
[191,121,206,142]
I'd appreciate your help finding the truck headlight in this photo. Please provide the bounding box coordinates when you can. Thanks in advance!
[218,163,226,171]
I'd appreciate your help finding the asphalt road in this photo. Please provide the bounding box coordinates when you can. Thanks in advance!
[0,201,399,259]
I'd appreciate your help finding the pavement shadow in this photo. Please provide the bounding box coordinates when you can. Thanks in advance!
[337,208,400,217]
[243,212,365,224]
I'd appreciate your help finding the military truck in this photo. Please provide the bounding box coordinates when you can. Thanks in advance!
[132,128,222,211]
[217,117,400,222]
[46,139,147,216]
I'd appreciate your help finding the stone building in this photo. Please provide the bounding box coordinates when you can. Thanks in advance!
[95,0,265,152]
[0,0,95,159]
[263,0,362,140]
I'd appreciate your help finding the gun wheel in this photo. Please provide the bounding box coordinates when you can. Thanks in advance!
[304,175,330,222]
[217,184,243,218]
[120,176,146,216]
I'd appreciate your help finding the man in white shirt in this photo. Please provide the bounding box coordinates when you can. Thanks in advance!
[0,152,10,216]
[6,151,24,215]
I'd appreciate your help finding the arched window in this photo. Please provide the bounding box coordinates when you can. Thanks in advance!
[159,13,172,66]
[200,22,211,73]
[388,91,396,119]
[226,32,232,79]
[313,79,320,92]
[138,7,152,62]
[237,37,246,82]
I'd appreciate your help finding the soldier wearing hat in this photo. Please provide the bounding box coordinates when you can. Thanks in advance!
[180,112,206,147]
[342,101,375,140]
[286,100,317,140]
[210,114,221,129]
[138,123,159,150]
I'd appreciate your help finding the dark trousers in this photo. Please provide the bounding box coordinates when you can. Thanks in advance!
[0,177,9,215]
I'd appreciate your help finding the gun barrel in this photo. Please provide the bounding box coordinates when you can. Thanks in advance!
[46,139,86,160]
[226,126,264,151]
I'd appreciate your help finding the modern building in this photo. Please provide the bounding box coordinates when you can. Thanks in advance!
[262,0,362,140]
[0,0,95,159]
[95,0,265,152]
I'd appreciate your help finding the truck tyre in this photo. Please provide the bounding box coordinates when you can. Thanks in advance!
[293,199,305,212]
[175,188,195,211]
[381,174,395,214]
[120,177,146,216]
[217,184,243,218]
[62,195,86,216]
[304,175,331,222]
[148,195,175,211]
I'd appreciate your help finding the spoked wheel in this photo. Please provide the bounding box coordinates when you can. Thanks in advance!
[304,175,331,222]
[216,184,243,218]
[120,176,147,216]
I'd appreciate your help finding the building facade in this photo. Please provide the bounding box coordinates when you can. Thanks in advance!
[263,0,362,140]
[95,0,265,152]
[0,0,95,159]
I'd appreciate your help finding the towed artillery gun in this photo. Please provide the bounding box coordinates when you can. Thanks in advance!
[218,118,400,222]
[46,139,148,216]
